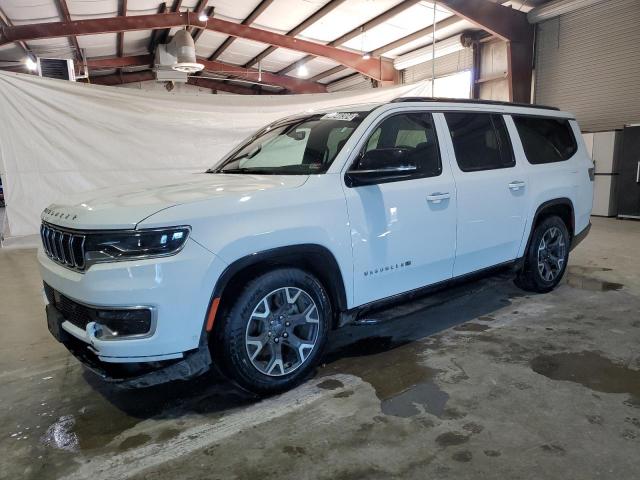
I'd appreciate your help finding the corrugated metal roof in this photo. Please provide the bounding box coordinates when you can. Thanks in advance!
[0,0,536,89]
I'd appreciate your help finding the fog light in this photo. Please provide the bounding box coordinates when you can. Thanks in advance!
[95,309,152,338]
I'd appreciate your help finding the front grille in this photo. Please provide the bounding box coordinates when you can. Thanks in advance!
[40,223,86,270]
[44,283,92,330]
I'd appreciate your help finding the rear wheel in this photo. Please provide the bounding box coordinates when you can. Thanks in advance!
[216,268,331,394]
[516,215,570,293]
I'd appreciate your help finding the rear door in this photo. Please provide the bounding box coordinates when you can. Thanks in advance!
[343,110,457,307]
[442,111,529,276]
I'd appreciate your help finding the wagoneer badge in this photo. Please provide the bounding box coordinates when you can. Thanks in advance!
[43,208,78,221]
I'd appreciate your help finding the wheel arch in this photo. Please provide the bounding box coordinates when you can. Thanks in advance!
[207,244,348,334]
[523,198,575,255]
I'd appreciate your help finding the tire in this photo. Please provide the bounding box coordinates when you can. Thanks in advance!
[515,215,570,293]
[215,268,331,395]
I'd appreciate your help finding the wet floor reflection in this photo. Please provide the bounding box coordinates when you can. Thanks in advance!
[531,350,640,403]
[4,269,529,480]
[76,270,526,443]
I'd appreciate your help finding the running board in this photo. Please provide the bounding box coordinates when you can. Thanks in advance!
[338,261,521,328]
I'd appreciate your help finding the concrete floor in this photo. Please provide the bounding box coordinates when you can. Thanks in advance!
[1,217,639,480]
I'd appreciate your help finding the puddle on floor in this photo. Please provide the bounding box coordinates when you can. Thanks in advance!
[531,351,640,402]
[566,266,623,292]
[321,337,449,418]
[40,415,79,452]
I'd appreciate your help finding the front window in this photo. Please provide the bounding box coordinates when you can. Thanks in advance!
[212,112,367,175]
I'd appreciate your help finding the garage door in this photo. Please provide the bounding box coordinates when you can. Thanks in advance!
[534,0,640,132]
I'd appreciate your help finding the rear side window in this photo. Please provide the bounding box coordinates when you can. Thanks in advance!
[445,113,515,172]
[513,116,577,164]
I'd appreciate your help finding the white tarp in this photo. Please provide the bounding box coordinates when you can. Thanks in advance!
[0,72,430,240]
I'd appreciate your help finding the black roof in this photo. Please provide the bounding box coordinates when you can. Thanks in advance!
[390,97,560,111]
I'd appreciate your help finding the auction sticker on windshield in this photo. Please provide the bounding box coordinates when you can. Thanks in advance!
[321,112,359,121]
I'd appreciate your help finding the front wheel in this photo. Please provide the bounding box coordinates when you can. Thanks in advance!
[516,216,570,293]
[215,268,331,394]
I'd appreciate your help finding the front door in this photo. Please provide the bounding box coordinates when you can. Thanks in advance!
[441,111,529,277]
[343,111,457,307]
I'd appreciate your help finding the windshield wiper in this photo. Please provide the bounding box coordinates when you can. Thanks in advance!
[217,168,277,174]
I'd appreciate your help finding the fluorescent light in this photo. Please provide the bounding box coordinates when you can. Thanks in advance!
[297,64,309,77]
[362,52,371,60]
[198,12,208,21]
[25,57,37,71]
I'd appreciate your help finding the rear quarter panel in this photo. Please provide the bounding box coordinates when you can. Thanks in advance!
[508,116,593,258]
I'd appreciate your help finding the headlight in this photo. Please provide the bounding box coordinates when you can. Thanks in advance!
[84,226,190,266]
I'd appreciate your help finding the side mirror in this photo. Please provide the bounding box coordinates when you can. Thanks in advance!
[346,147,418,187]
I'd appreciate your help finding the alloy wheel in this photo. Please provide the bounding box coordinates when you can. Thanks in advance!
[537,226,566,282]
[245,287,320,377]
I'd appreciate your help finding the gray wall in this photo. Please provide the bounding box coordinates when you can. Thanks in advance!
[534,0,640,132]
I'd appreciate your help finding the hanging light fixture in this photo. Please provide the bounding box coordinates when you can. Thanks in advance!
[25,57,37,71]
[297,64,309,77]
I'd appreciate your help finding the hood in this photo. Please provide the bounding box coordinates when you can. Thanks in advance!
[41,173,308,230]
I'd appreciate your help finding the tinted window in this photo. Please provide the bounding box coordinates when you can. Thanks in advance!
[358,112,441,177]
[513,116,577,164]
[445,113,515,172]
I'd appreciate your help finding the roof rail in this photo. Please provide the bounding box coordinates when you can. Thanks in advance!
[390,97,560,111]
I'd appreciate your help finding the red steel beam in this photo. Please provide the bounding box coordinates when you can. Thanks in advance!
[187,0,208,34]
[54,0,81,59]
[208,0,275,60]
[88,70,155,85]
[0,6,33,59]
[198,57,326,93]
[204,16,393,81]
[438,0,534,103]
[372,15,461,57]
[244,0,347,68]
[84,54,326,93]
[187,76,271,95]
[87,70,262,95]
[276,0,420,76]
[86,54,153,69]
[192,6,214,43]
[0,11,189,42]
[438,0,531,42]
[0,11,393,81]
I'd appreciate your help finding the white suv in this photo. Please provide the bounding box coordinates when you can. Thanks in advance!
[39,98,593,393]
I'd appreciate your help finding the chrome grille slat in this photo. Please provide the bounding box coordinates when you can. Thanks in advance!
[68,235,76,267]
[44,227,53,257]
[40,222,86,272]
[74,235,86,269]
[56,232,66,264]
[50,230,59,260]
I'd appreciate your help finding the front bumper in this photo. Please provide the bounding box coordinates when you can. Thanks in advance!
[46,303,211,386]
[39,238,227,364]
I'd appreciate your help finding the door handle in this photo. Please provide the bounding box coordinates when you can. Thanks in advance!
[427,192,451,204]
[508,181,526,191]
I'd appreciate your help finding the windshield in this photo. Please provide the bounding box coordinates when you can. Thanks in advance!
[212,112,367,175]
